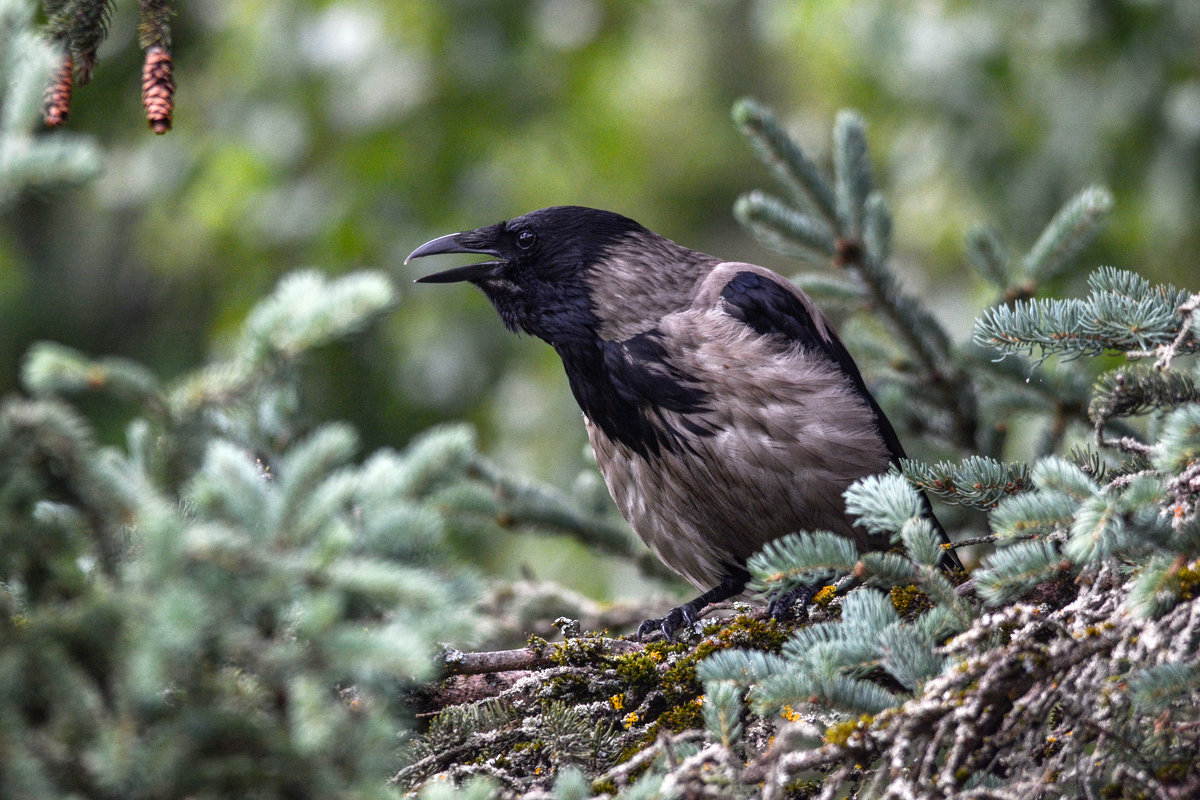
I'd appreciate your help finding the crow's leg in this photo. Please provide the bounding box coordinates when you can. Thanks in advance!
[636,569,749,642]
[766,581,826,622]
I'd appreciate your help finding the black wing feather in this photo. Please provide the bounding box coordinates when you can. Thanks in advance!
[559,333,713,462]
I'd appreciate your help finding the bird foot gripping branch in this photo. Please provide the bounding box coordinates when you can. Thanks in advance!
[409,206,957,639]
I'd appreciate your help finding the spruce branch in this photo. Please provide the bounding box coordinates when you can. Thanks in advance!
[1087,267,1191,353]
[462,453,674,582]
[1020,185,1113,285]
[702,680,744,749]
[898,456,1030,510]
[62,0,114,84]
[1064,494,1131,563]
[746,530,858,595]
[22,341,164,411]
[832,110,871,239]
[876,620,947,692]
[704,474,979,725]
[239,270,397,362]
[857,550,919,584]
[696,649,791,684]
[965,224,1012,292]
[989,491,1078,539]
[753,664,905,716]
[137,0,172,50]
[974,538,1067,605]
[731,97,838,224]
[1089,365,1200,433]
[975,268,1192,361]
[974,297,1098,360]
[733,190,836,261]
[898,517,943,569]
[1,5,99,200]
[727,586,949,715]
[843,473,923,538]
[840,473,972,626]
[1030,454,1098,501]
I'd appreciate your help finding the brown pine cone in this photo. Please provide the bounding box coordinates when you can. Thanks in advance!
[141,46,175,134]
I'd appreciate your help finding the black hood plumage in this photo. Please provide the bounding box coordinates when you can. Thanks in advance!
[408,206,715,459]
[408,206,648,343]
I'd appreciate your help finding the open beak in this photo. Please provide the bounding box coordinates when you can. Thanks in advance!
[406,232,503,284]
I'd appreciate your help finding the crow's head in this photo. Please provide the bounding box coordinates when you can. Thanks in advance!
[408,206,714,344]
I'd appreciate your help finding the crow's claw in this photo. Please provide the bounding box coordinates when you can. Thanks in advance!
[634,571,749,641]
[635,603,699,642]
[635,616,665,642]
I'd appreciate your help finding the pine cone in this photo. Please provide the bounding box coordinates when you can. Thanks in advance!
[141,46,175,134]
[43,53,74,128]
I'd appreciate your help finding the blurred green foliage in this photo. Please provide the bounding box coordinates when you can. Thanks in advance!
[3,0,1199,587]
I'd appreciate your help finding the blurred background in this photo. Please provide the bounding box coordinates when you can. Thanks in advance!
[5,0,1199,600]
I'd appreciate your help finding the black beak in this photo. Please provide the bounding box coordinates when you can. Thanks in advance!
[406,232,504,284]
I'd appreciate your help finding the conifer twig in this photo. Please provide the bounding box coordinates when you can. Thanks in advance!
[946,532,1042,549]
[1020,186,1113,286]
[744,739,848,787]
[594,730,706,790]
[439,638,643,677]
[1098,434,1153,457]
[1145,292,1200,370]
[836,243,977,449]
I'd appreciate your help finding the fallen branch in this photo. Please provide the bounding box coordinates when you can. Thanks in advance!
[440,637,644,676]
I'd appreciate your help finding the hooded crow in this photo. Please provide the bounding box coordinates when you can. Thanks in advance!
[408,206,960,639]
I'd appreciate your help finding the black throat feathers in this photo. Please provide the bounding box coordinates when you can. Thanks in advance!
[556,331,713,460]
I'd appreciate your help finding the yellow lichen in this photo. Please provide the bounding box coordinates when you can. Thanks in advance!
[823,714,875,746]
[812,585,837,605]
[889,584,933,618]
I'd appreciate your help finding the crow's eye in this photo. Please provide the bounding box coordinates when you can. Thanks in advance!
[516,229,537,251]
